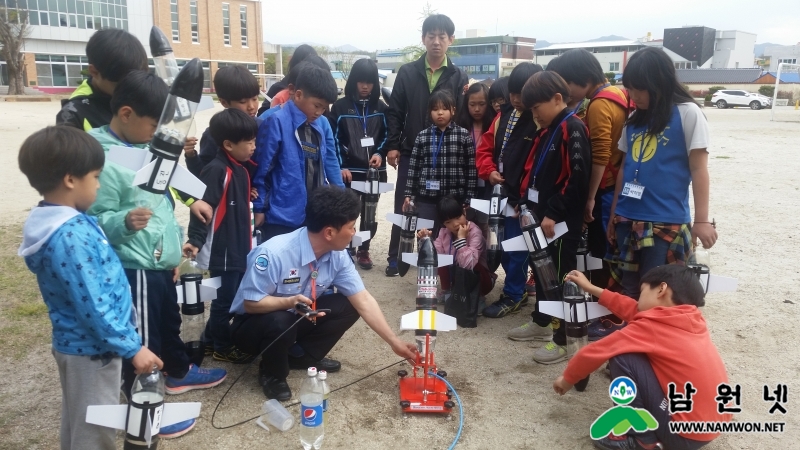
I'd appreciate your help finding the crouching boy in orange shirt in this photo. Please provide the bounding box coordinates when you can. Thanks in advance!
[553,266,730,450]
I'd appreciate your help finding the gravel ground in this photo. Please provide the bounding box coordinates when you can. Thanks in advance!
[0,102,798,449]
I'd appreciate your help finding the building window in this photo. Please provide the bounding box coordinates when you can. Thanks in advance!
[170,0,179,41]
[609,62,620,71]
[16,0,128,31]
[239,5,247,47]
[190,0,199,43]
[34,54,89,87]
[778,58,797,65]
[222,3,230,46]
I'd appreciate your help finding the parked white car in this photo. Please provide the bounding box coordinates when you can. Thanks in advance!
[711,90,772,110]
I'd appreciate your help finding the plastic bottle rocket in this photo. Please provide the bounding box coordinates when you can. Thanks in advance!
[385,200,434,277]
[518,205,561,301]
[85,369,201,449]
[576,230,603,273]
[318,370,330,425]
[350,167,394,228]
[399,238,456,361]
[177,258,207,366]
[469,184,516,272]
[687,247,737,296]
[299,367,324,450]
[149,26,180,87]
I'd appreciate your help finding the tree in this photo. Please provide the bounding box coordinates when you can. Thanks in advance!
[604,72,617,86]
[0,7,31,95]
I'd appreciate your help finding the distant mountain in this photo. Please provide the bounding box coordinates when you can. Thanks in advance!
[755,42,781,57]
[335,44,363,53]
[585,35,630,42]
[536,40,551,49]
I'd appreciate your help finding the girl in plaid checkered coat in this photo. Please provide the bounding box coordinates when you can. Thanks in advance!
[404,90,478,238]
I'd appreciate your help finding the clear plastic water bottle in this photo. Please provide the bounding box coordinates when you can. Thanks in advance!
[318,370,330,425]
[299,367,324,450]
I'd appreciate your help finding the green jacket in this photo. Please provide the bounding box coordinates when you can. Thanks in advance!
[87,126,183,270]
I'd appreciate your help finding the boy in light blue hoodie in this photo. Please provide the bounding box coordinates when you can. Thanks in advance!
[18,126,163,450]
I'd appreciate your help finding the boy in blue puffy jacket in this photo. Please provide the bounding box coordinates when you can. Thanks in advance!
[18,126,162,450]
[252,64,344,241]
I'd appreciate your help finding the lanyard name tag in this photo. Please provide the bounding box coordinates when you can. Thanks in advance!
[301,141,319,155]
[360,136,375,147]
[498,162,504,173]
[621,182,645,200]
[426,180,441,190]
[527,188,539,203]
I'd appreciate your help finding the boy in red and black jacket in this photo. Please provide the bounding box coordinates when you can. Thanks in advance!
[477,63,542,318]
[510,71,591,364]
[184,109,258,364]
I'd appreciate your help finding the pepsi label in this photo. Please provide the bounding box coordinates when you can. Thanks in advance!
[301,404,323,427]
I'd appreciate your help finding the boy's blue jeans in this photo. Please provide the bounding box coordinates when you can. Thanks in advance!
[205,270,244,352]
[501,216,528,301]
[614,221,672,299]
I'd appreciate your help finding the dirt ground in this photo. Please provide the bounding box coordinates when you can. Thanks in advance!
[0,102,798,449]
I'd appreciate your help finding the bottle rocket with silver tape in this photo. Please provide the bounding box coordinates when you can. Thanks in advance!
[86,369,201,449]
[105,58,208,203]
[150,26,215,112]
[576,230,603,273]
[350,167,394,228]
[500,204,569,301]
[176,258,220,366]
[468,184,517,272]
[386,200,434,277]
[397,237,457,413]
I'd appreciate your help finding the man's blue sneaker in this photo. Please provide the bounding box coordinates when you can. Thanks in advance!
[483,294,522,318]
[165,364,227,395]
[160,418,196,439]
[588,318,626,341]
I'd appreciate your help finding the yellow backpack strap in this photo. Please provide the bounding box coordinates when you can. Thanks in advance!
[83,118,92,132]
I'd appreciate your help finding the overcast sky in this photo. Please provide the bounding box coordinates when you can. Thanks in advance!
[261,0,800,50]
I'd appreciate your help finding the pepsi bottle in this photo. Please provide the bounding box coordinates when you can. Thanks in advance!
[299,367,324,450]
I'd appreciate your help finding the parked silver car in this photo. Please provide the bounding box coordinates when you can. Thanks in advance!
[711,90,772,110]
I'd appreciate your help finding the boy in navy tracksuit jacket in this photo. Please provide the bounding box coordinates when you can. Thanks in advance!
[184,109,259,364]
[515,71,591,364]
[252,65,344,241]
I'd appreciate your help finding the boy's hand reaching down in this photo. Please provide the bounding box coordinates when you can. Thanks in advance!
[182,243,199,258]
[692,222,718,249]
[189,200,212,224]
[131,347,163,375]
[416,228,432,239]
[565,270,603,298]
[553,376,573,395]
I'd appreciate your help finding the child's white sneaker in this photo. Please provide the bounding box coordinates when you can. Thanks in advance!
[507,320,553,341]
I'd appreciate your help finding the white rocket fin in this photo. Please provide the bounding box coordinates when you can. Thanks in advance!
[108,145,151,171]
[503,200,516,217]
[161,402,202,427]
[401,252,417,267]
[350,230,371,248]
[469,199,490,216]
[706,275,738,293]
[85,404,127,430]
[500,235,527,252]
[586,302,612,320]
[577,255,604,272]
[131,159,158,187]
[400,310,458,331]
[350,181,367,193]
[537,301,566,320]
[199,284,218,302]
[203,276,222,290]
[379,182,395,194]
[437,254,453,267]
[545,222,569,244]
[416,218,435,230]
[169,164,207,199]
[197,95,215,112]
[385,213,404,228]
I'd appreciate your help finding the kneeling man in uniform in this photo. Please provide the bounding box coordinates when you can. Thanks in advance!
[230,186,417,400]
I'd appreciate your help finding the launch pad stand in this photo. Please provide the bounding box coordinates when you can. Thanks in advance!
[398,334,454,414]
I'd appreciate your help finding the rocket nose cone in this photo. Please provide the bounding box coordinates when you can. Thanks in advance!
[417,238,437,267]
[492,184,503,196]
[367,167,379,181]
[170,58,205,103]
[149,26,173,57]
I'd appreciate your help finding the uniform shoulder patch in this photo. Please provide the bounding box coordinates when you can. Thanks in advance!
[255,254,269,271]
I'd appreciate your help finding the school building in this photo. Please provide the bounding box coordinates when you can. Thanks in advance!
[449,30,536,81]
[1,0,263,93]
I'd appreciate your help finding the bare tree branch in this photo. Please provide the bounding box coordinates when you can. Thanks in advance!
[0,7,32,95]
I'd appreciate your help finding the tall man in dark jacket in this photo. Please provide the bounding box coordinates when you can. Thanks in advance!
[384,14,469,276]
